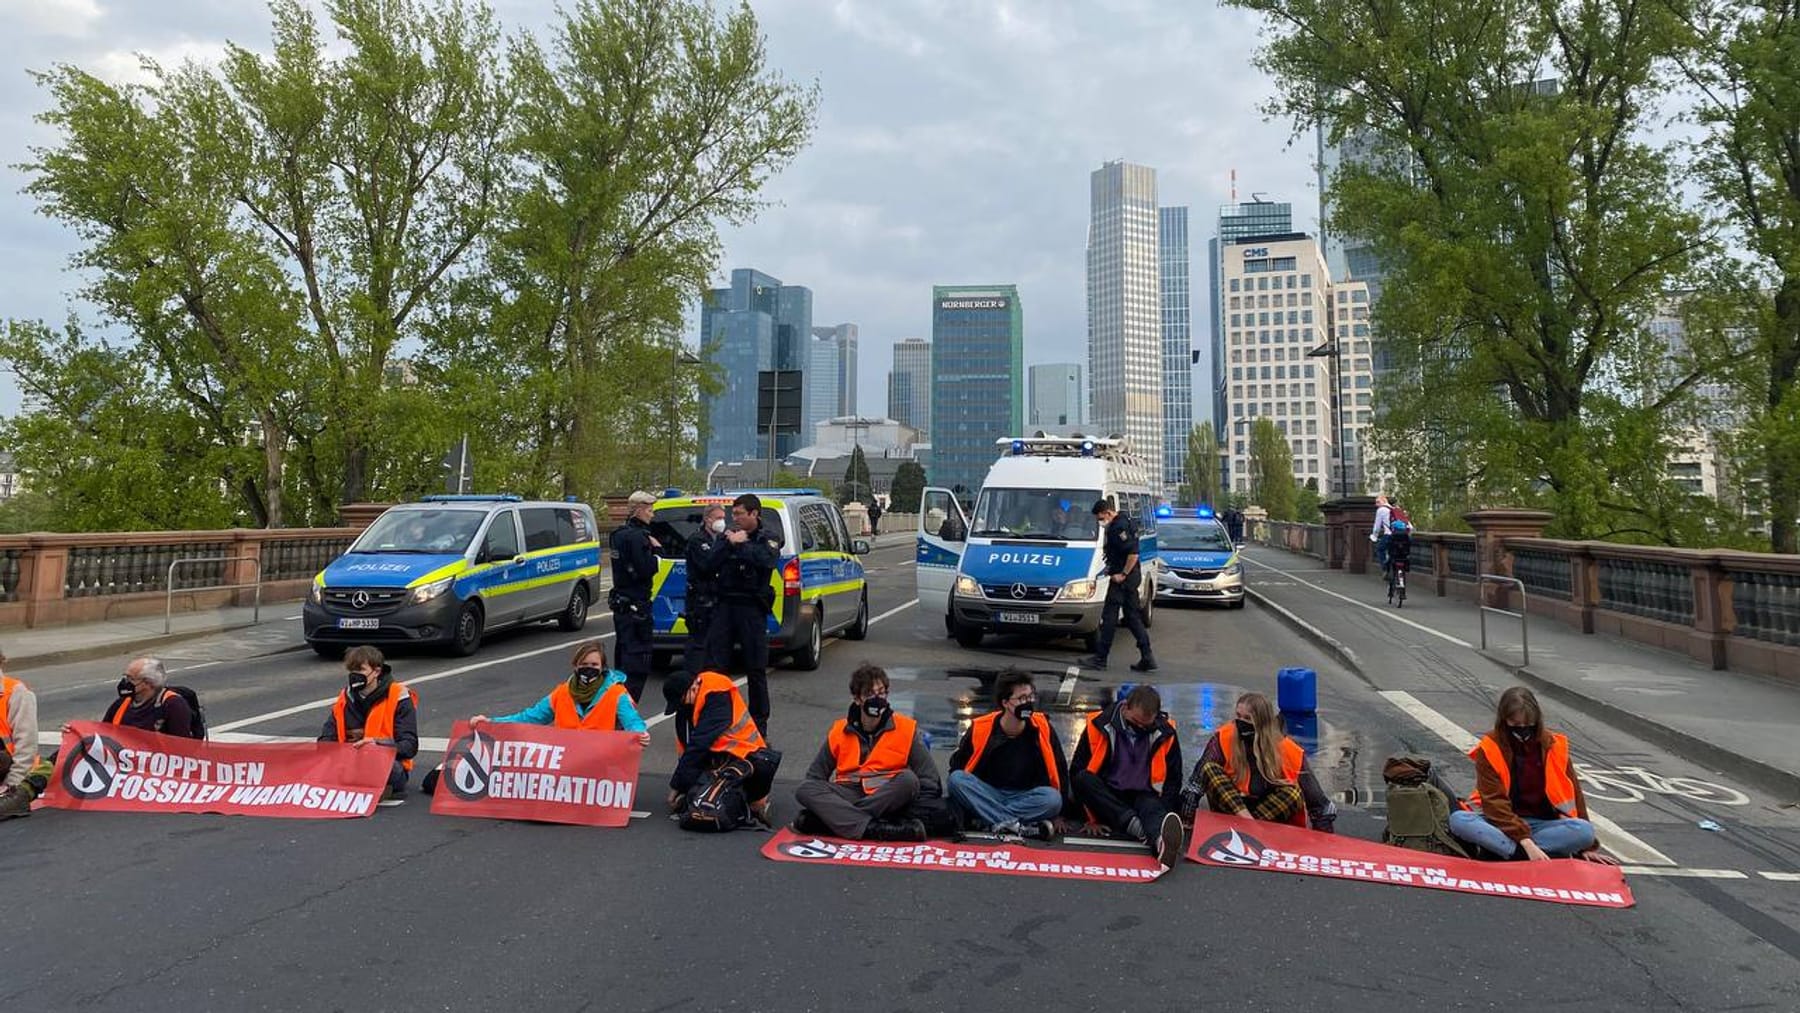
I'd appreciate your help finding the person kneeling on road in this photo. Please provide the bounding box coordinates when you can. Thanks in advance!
[666,669,779,828]
[945,668,1069,841]
[1182,691,1337,831]
[319,645,418,806]
[793,663,941,842]
[1069,685,1185,867]
[0,653,53,819]
[1449,686,1618,864]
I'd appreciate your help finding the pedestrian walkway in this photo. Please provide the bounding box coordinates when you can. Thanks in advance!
[0,602,307,671]
[1240,544,1800,799]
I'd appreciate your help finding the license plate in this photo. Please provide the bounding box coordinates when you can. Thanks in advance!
[996,612,1039,625]
[337,618,379,629]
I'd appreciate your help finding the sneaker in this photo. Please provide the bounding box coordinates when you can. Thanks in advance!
[790,809,828,836]
[989,819,1025,838]
[748,799,774,830]
[1079,655,1109,671]
[1155,811,1184,869]
[0,787,32,820]
[864,818,927,842]
[1130,656,1159,672]
[1020,819,1061,843]
[377,789,406,808]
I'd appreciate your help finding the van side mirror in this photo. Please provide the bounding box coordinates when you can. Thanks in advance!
[851,538,871,555]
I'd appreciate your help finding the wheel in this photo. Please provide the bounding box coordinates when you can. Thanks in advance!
[557,584,590,631]
[843,591,870,640]
[310,641,343,659]
[450,600,484,657]
[1141,589,1154,629]
[954,620,985,649]
[790,612,824,670]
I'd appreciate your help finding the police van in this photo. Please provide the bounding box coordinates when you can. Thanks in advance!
[645,490,871,671]
[304,495,601,658]
[1152,506,1245,608]
[917,437,1158,650]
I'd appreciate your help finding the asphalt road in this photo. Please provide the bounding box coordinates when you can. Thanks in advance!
[6,540,1800,1011]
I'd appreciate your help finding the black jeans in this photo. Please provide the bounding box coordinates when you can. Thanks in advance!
[612,602,655,701]
[705,600,771,735]
[1095,577,1151,661]
[1072,769,1168,839]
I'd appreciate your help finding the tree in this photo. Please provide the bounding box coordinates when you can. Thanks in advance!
[837,445,873,506]
[1249,418,1297,521]
[1178,424,1221,507]
[1296,478,1324,524]
[889,461,926,513]
[1679,1,1800,551]
[1229,0,1716,541]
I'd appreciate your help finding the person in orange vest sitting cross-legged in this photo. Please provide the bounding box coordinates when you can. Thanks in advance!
[792,663,941,842]
[1182,691,1337,831]
[665,669,780,828]
[1068,685,1186,869]
[318,645,418,807]
[1449,686,1619,864]
[945,668,1070,841]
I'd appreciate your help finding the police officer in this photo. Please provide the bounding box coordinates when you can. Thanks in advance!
[609,490,660,702]
[1081,497,1157,672]
[704,493,780,738]
[683,503,728,677]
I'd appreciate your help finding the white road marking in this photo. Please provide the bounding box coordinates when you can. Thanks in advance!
[1620,866,1747,879]
[1378,689,1675,867]
[1244,556,1474,648]
[1759,871,1800,882]
[1058,666,1079,706]
[173,661,224,673]
[868,598,918,624]
[897,560,915,567]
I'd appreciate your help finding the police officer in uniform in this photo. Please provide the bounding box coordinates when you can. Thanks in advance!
[608,490,660,702]
[682,503,728,677]
[705,493,780,738]
[1081,497,1157,672]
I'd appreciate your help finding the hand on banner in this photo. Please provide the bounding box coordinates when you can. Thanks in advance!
[1579,849,1622,866]
[469,715,489,726]
[635,732,651,748]
[1521,839,1552,862]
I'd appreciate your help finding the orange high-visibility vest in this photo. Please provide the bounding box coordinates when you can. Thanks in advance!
[677,672,765,759]
[548,682,629,731]
[1215,723,1307,826]
[962,711,1062,792]
[1082,709,1175,792]
[829,712,918,794]
[1468,732,1580,818]
[0,675,25,757]
[332,682,418,770]
[106,689,179,727]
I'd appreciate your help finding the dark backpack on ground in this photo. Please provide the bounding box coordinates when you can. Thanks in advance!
[679,760,753,834]
[1381,756,1468,858]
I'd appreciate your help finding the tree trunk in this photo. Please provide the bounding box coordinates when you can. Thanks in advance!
[261,410,285,528]
[341,440,369,507]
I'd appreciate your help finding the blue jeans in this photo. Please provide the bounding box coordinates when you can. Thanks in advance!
[947,770,1062,828]
[1449,810,1595,858]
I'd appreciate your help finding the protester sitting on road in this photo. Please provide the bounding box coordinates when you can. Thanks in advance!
[793,663,941,842]
[100,657,197,738]
[319,645,418,806]
[946,668,1069,840]
[665,669,779,828]
[1182,691,1337,831]
[0,652,50,819]
[471,640,649,744]
[1449,686,1619,864]
[1068,685,1186,868]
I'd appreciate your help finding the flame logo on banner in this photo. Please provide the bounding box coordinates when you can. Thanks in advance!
[443,730,493,801]
[778,838,841,860]
[62,733,122,800]
[1202,828,1265,866]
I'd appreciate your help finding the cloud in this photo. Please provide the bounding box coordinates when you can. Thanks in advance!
[0,0,103,38]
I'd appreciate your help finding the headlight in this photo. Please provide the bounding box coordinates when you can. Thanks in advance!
[1226,564,1243,577]
[1059,578,1098,601]
[954,575,980,596]
[410,576,454,604]
[309,581,323,604]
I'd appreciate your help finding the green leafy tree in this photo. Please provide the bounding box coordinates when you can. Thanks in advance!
[837,445,874,506]
[1249,418,1297,521]
[888,460,926,513]
[1178,424,1221,507]
[1295,478,1324,524]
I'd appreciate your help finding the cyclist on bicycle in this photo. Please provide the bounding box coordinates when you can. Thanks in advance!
[1387,519,1413,603]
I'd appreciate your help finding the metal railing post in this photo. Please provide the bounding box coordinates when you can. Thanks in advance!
[1477,573,1530,666]
[166,555,264,634]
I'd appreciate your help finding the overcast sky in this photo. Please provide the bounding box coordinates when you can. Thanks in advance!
[0,0,1319,420]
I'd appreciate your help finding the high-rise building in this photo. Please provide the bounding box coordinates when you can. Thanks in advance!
[810,324,858,417]
[886,338,932,438]
[805,332,842,440]
[1209,199,1294,489]
[1028,363,1084,428]
[1159,205,1193,495]
[1087,160,1164,493]
[698,268,812,466]
[931,286,1023,497]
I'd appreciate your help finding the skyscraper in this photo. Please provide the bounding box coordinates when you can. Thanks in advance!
[886,338,932,438]
[1087,160,1164,493]
[1028,363,1084,428]
[1159,205,1193,494]
[810,323,859,417]
[931,286,1023,496]
[1209,199,1294,487]
[698,268,812,466]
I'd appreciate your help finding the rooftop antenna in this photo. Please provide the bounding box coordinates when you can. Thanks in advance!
[1230,168,1237,202]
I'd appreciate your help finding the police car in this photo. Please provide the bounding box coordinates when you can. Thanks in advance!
[918,436,1158,651]
[1152,506,1245,608]
[304,495,602,657]
[645,490,871,671]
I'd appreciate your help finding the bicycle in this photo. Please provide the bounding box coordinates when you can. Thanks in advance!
[1387,558,1407,608]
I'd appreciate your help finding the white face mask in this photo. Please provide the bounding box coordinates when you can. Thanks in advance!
[709,518,727,534]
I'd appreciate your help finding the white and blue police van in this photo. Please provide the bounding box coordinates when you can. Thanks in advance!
[916,436,1158,651]
[1152,505,1245,608]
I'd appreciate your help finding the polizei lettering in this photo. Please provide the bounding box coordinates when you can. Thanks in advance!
[985,551,1060,566]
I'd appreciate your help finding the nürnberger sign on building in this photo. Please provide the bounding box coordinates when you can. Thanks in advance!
[938,298,1009,310]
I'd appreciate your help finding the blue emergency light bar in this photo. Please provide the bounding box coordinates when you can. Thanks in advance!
[420,494,522,503]
[1155,505,1174,518]
[1197,506,1215,519]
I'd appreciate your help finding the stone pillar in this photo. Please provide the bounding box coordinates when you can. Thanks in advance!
[1690,552,1729,670]
[1325,495,1380,574]
[1463,508,1554,608]
[227,530,264,608]
[20,536,69,629]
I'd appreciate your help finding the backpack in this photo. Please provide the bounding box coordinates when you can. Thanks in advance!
[679,760,753,834]
[1382,781,1468,858]
[168,686,208,740]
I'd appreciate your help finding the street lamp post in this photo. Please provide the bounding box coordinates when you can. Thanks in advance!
[666,345,702,489]
[1306,339,1347,499]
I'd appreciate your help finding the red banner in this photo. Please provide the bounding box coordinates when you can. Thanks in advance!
[1185,812,1635,908]
[46,722,393,819]
[428,721,642,827]
[762,829,1167,883]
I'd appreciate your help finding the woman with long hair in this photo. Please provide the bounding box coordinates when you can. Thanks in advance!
[1182,691,1336,831]
[1449,686,1617,863]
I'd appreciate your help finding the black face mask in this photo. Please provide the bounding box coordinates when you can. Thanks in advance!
[1509,725,1538,744]
[347,671,369,693]
[862,695,891,719]
[574,666,604,687]
[1011,702,1035,722]
[117,677,135,698]
[1235,718,1256,740]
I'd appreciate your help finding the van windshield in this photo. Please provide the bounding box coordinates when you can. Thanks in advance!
[1159,523,1233,551]
[650,505,787,560]
[969,488,1102,541]
[351,509,486,554]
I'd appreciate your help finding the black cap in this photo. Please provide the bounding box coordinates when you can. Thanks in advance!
[1092,497,1115,516]
[661,671,695,715]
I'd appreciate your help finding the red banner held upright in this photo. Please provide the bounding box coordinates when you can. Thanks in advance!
[1186,812,1635,908]
[46,722,394,819]
[762,829,1167,883]
[428,721,643,827]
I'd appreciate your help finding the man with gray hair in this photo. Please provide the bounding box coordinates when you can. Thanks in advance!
[101,657,198,738]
